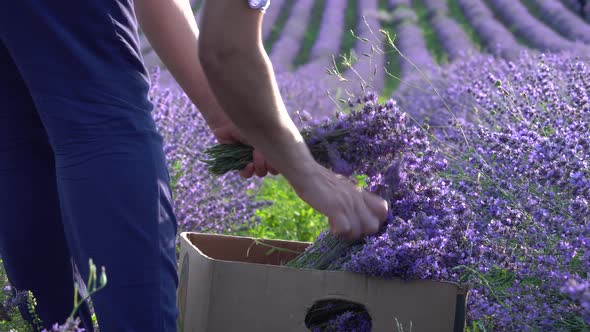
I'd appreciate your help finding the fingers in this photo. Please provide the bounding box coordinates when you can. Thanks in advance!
[356,194,381,237]
[239,163,255,178]
[267,162,280,175]
[329,212,354,240]
[363,192,389,225]
[252,149,268,177]
[329,181,388,241]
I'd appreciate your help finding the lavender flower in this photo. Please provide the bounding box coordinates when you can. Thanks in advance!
[312,311,372,332]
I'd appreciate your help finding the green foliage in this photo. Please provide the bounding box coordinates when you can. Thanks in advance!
[0,258,106,331]
[294,0,328,67]
[0,259,32,332]
[237,175,327,242]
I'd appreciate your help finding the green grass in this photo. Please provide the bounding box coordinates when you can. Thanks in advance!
[335,0,360,73]
[264,0,297,54]
[378,0,402,100]
[294,0,328,67]
[447,0,483,50]
[236,175,327,242]
[411,0,448,64]
[1,259,33,332]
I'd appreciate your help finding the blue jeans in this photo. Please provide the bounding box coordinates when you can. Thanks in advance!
[0,1,177,331]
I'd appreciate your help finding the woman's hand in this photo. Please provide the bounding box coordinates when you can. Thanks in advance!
[210,120,279,179]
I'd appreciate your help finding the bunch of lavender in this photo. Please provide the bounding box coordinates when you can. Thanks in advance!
[148,67,269,234]
[311,311,372,332]
[395,51,589,329]
[203,92,407,178]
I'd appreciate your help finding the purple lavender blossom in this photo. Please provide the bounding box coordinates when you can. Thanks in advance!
[312,311,372,332]
[389,51,590,329]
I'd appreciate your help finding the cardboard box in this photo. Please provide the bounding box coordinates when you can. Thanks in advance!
[177,232,468,332]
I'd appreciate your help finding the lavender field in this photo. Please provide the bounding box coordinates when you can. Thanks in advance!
[2,0,589,331]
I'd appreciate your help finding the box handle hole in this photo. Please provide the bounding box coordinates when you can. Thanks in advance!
[305,299,372,331]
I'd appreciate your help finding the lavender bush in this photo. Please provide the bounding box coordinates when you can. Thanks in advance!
[148,67,269,234]
[359,51,589,329]
[205,51,589,330]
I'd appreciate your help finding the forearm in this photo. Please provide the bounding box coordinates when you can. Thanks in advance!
[134,0,228,128]
[198,14,317,181]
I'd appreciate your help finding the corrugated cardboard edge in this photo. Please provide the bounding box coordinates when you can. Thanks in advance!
[178,233,214,332]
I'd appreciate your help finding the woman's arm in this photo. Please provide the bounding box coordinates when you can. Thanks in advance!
[134,0,228,129]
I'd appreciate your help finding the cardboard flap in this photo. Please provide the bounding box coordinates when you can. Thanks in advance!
[186,232,310,266]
